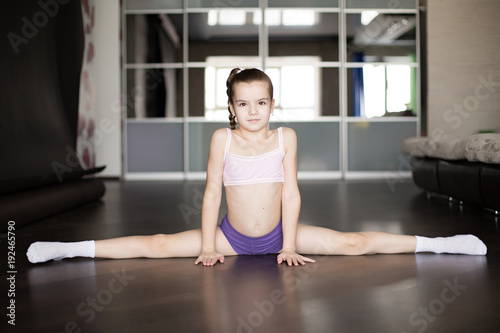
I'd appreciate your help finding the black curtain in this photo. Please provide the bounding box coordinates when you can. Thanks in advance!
[0,1,105,229]
[0,0,85,195]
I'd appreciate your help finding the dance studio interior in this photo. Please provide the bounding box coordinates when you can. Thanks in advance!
[2,0,500,332]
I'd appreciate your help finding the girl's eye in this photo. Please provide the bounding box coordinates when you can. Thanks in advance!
[259,101,266,105]
[239,103,246,107]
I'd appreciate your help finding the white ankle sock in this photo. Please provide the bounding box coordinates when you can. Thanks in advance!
[415,235,487,255]
[27,241,95,263]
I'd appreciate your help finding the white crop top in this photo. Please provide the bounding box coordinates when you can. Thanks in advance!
[222,128,285,186]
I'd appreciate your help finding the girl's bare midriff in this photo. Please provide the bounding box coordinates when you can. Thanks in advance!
[225,182,282,237]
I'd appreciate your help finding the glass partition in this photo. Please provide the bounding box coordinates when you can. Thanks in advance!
[188,0,259,8]
[345,0,416,9]
[346,13,416,63]
[123,1,421,178]
[126,68,183,118]
[126,0,183,10]
[189,67,207,118]
[347,121,416,171]
[268,12,339,62]
[266,66,340,120]
[271,122,340,172]
[126,14,183,64]
[127,122,184,172]
[189,122,227,172]
[269,0,339,7]
[188,11,259,62]
[347,65,416,118]
[320,67,340,117]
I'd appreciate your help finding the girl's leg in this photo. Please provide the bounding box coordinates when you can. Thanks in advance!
[296,224,416,255]
[27,227,237,263]
[295,224,486,256]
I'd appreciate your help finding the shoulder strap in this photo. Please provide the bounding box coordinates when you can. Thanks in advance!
[224,128,232,157]
[278,127,284,154]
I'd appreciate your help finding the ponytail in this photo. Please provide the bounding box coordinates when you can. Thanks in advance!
[226,68,241,130]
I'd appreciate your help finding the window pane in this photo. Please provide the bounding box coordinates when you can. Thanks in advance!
[268,0,339,7]
[127,122,184,172]
[269,12,339,62]
[189,122,227,172]
[347,65,416,118]
[282,10,316,26]
[348,122,417,171]
[215,68,232,107]
[265,68,281,107]
[218,10,247,25]
[387,65,411,112]
[189,68,206,117]
[346,13,416,63]
[321,67,340,116]
[126,68,183,118]
[281,66,315,108]
[362,65,386,118]
[126,14,183,64]
[346,0,416,9]
[126,0,183,10]
[188,12,259,62]
[271,122,340,172]
[266,60,321,121]
[188,0,259,8]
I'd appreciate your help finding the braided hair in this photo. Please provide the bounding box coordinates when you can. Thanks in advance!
[226,68,273,130]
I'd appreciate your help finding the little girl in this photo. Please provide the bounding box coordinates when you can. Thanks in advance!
[27,68,487,266]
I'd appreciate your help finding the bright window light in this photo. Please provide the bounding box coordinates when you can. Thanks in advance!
[386,65,411,112]
[205,67,216,109]
[254,10,282,26]
[253,11,261,25]
[362,63,412,117]
[208,10,218,26]
[361,11,378,26]
[363,65,386,118]
[282,10,316,26]
[254,10,317,27]
[216,68,232,107]
[265,9,282,26]
[211,9,318,27]
[218,9,246,25]
[281,66,314,108]
[265,68,281,106]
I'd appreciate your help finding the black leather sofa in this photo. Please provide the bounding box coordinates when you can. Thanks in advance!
[411,157,500,212]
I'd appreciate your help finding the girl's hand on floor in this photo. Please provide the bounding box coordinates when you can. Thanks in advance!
[277,250,316,266]
[195,250,225,266]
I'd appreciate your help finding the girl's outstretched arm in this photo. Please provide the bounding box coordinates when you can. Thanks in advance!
[278,128,315,266]
[195,129,227,266]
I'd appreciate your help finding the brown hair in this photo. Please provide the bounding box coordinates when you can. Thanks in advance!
[226,68,274,130]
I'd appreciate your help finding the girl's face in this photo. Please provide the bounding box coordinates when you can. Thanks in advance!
[229,80,275,130]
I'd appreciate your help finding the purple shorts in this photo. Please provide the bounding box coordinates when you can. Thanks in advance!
[219,215,283,255]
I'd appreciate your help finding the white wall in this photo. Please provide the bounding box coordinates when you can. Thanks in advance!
[94,0,121,177]
[427,0,500,140]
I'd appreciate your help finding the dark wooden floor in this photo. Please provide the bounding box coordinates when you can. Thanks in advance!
[3,179,500,333]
